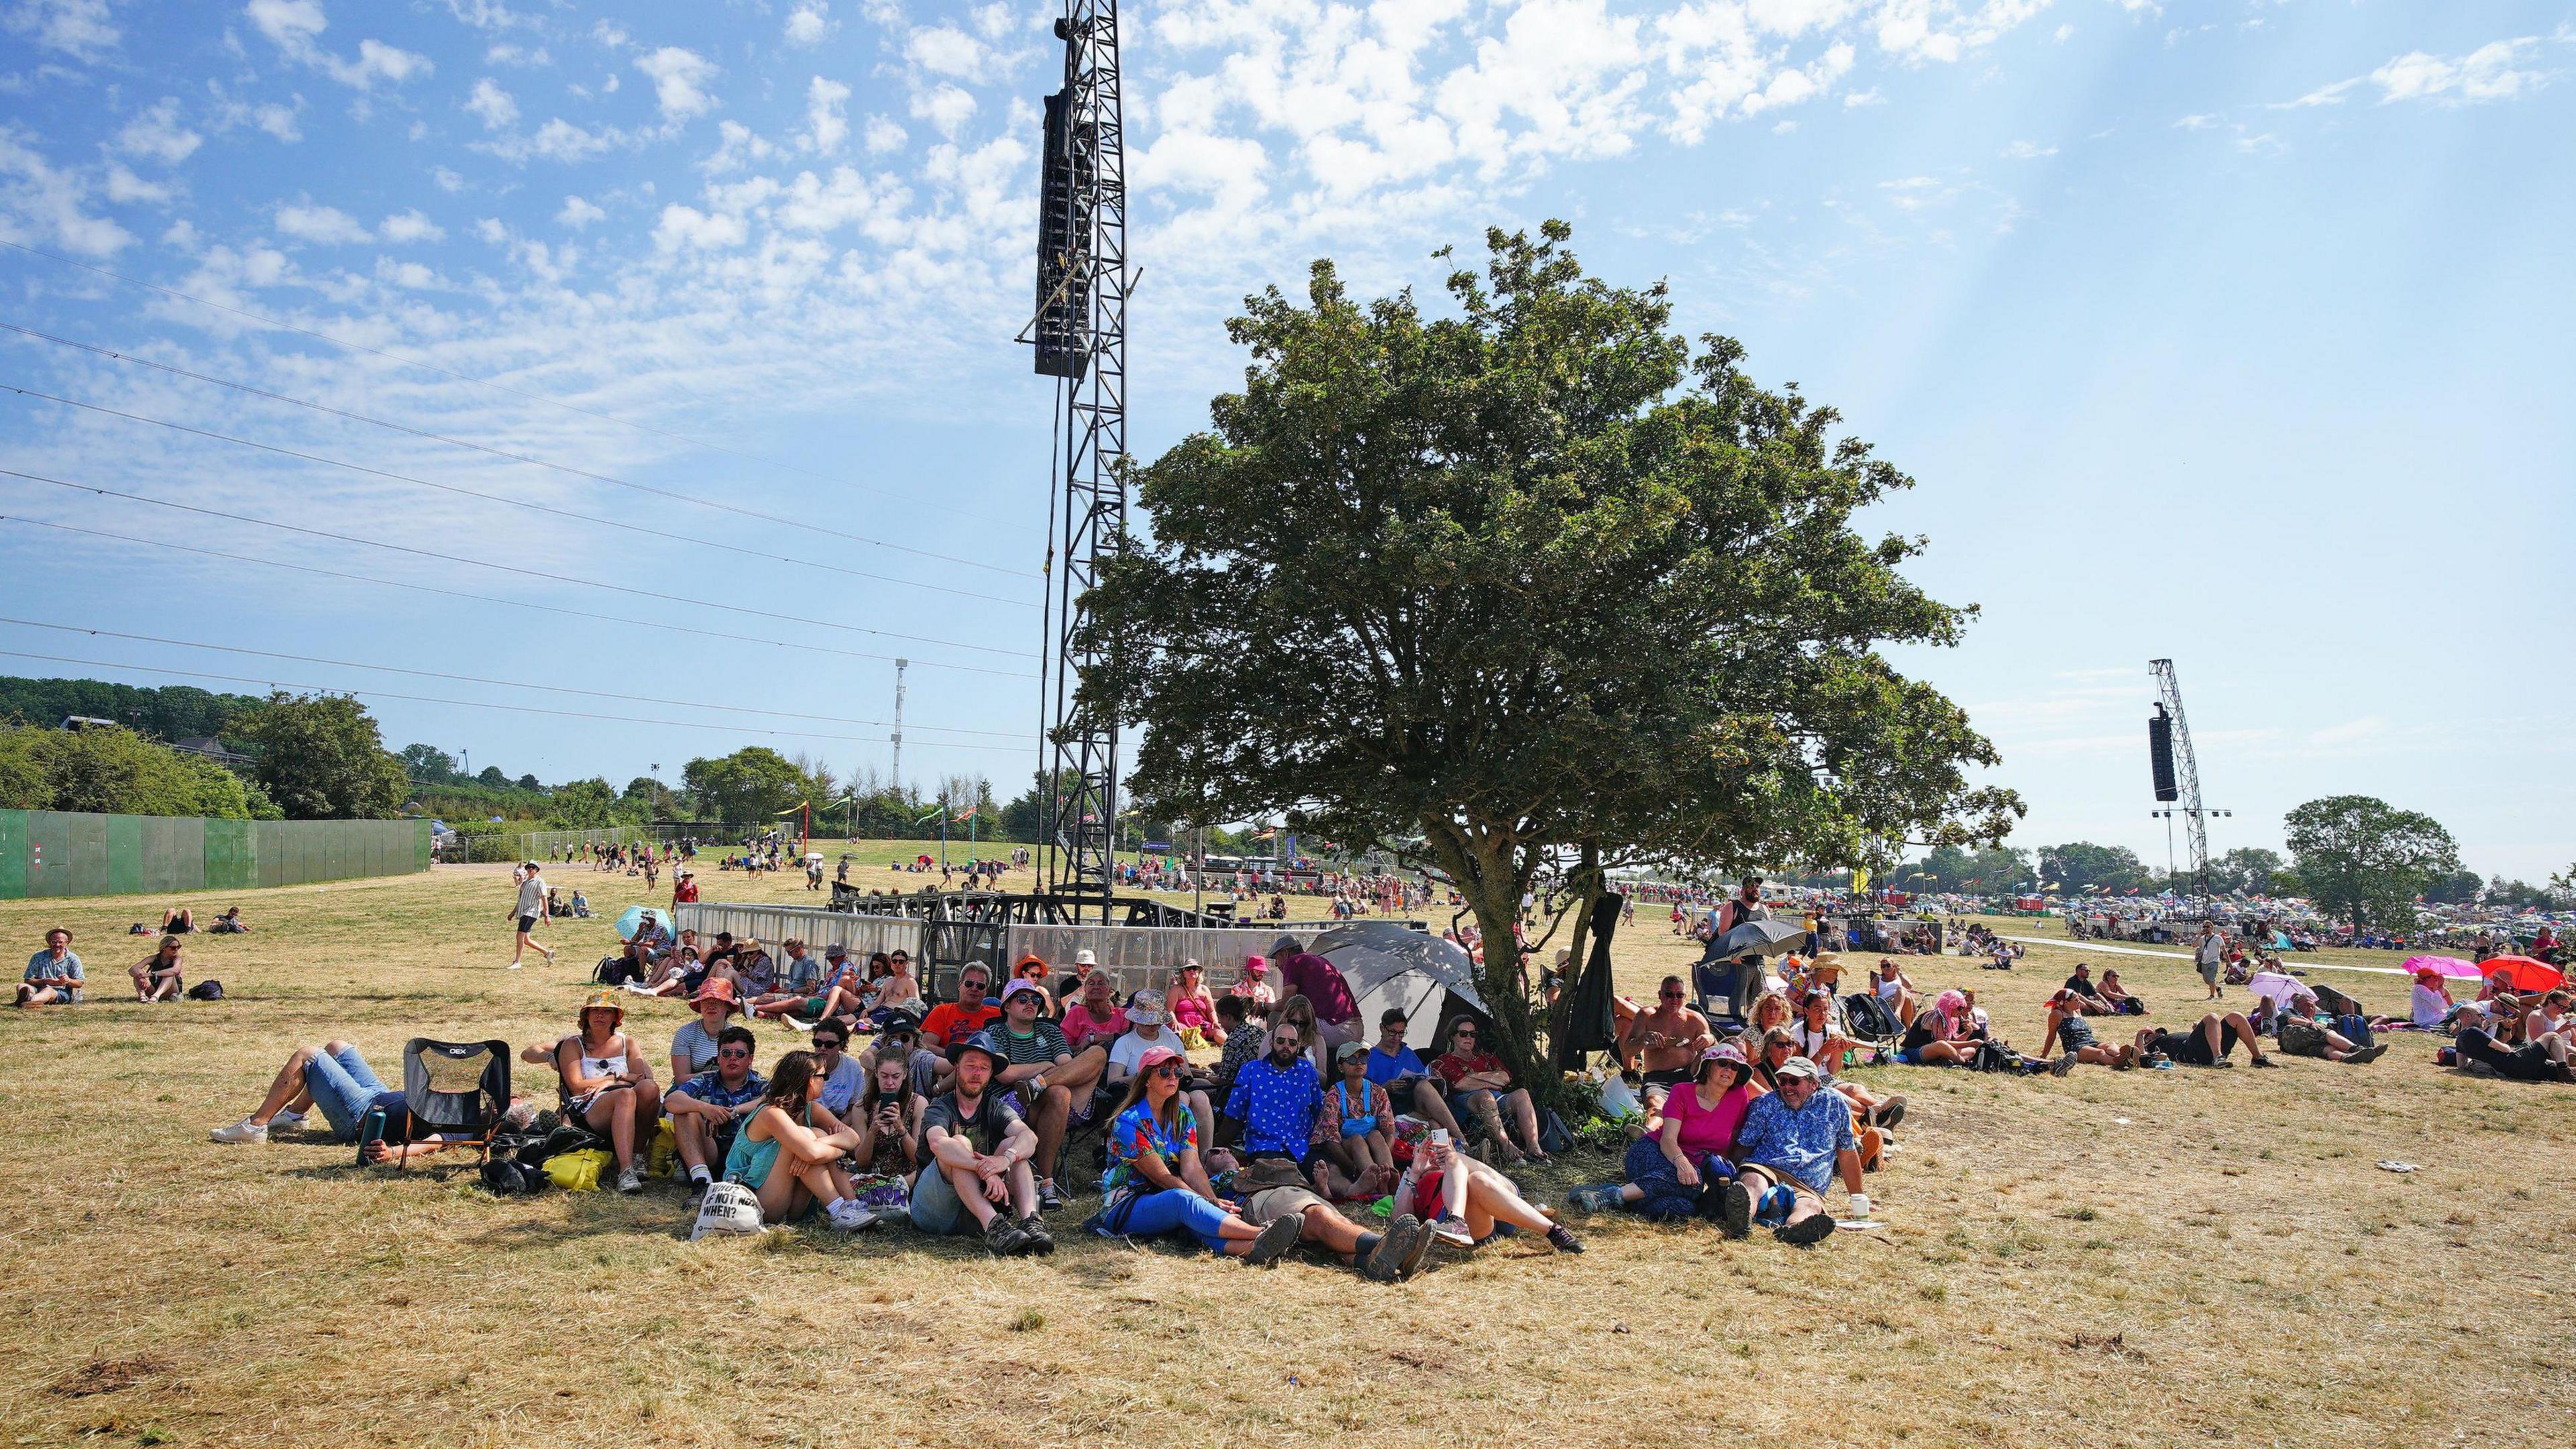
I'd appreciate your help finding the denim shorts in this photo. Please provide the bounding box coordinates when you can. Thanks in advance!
[304,1044,388,1142]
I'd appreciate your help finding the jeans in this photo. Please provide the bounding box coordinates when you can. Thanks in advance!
[303,1044,386,1142]
[1096,1188,1232,1252]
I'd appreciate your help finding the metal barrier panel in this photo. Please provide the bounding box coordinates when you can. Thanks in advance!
[415,819,433,871]
[205,818,251,891]
[0,810,23,899]
[673,902,928,962]
[138,816,178,894]
[105,813,145,896]
[65,812,110,898]
[1006,924,1285,998]
[255,820,286,888]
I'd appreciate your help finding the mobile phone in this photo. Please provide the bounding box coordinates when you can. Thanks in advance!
[1428,1128,1450,1146]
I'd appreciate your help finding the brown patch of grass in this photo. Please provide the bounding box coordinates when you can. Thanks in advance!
[47,1355,174,1397]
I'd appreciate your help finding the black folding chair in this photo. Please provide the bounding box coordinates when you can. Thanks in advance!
[395,1038,512,1173]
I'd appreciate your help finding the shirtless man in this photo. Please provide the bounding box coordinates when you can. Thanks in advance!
[1620,975,1715,1097]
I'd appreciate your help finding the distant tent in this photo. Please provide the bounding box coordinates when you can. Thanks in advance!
[1311,921,1488,1051]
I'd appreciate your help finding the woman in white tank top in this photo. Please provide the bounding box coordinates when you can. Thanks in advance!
[555,990,661,1193]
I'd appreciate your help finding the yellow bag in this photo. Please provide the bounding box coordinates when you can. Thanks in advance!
[647,1118,677,1178]
[544,1147,612,1192]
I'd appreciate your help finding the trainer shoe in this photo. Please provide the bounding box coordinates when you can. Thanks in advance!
[2049,1053,2077,1078]
[1566,1183,1624,1214]
[2346,1044,2387,1065]
[1244,1214,1303,1266]
[1716,1179,1754,1239]
[826,1199,878,1232]
[1036,1179,1066,1212]
[1545,1224,1586,1254]
[616,1165,645,1195]
[1429,1214,1474,1248]
[270,1109,308,1130]
[1776,1212,1837,1246]
[983,1214,1029,1256]
[1872,1097,1906,1129]
[208,1117,267,1144]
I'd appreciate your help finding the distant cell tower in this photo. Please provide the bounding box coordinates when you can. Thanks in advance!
[891,658,908,792]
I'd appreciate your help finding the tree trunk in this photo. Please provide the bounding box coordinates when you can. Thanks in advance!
[1424,818,1556,1109]
[1549,839,1603,1072]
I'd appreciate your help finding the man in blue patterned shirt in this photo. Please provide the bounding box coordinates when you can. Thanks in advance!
[1717,1055,1862,1244]
[667,1025,768,1199]
[1220,1019,1322,1162]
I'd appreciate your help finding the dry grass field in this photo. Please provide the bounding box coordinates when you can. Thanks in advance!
[5,851,2572,1449]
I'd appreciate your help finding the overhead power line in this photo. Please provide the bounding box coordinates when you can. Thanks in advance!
[0,647,1034,753]
[0,513,1012,676]
[0,615,1031,741]
[0,465,1033,668]
[0,380,1033,607]
[0,238,1018,534]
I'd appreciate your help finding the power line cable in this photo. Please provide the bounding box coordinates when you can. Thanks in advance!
[0,647,1033,753]
[0,378,1034,606]
[0,513,1014,676]
[0,464,1032,667]
[0,614,1030,740]
[0,237,1015,532]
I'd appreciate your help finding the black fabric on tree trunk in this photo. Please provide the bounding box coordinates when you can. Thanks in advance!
[1555,893,1623,1069]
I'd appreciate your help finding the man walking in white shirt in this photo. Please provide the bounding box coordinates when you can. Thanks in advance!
[508,862,556,971]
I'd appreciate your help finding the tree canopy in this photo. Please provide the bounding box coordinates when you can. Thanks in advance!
[2037,841,2149,896]
[0,722,270,818]
[2283,794,2459,928]
[1077,222,2017,1089]
[682,747,810,824]
[235,692,408,820]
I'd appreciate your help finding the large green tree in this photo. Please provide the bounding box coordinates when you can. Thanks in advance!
[682,747,808,825]
[235,692,408,819]
[2038,841,2148,896]
[1075,223,2017,1091]
[2283,795,2459,928]
[0,722,263,817]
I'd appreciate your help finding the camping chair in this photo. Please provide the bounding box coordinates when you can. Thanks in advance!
[395,1038,512,1174]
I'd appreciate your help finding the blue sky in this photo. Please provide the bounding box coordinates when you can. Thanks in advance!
[0,0,2569,878]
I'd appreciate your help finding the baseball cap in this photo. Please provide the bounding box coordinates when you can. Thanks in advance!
[1334,1040,1370,1064]
[1134,1044,1186,1073]
[875,1008,922,1036]
[1774,1055,1821,1081]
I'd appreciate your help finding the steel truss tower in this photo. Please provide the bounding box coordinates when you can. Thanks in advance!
[1030,0,1128,917]
[2149,658,2227,908]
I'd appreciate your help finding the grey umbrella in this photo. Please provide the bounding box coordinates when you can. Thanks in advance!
[1709,918,1808,959]
[1311,922,1488,1051]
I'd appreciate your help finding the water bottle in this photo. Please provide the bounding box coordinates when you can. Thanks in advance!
[356,1104,388,1166]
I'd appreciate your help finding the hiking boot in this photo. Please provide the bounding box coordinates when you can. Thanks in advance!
[1566,1183,1623,1214]
[1243,1214,1303,1266]
[1545,1224,1585,1254]
[1360,1218,1418,1282]
[1016,1214,1055,1255]
[1396,1214,1436,1278]
[2251,1055,2279,1069]
[1775,1212,1837,1246]
[2345,1044,2386,1065]
[983,1214,1029,1256]
[209,1117,268,1144]
[1716,1179,1754,1239]
[2049,1053,2078,1078]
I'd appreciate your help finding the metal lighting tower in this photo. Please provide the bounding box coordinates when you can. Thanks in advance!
[1027,0,1128,918]
[2148,659,2231,909]
[890,657,907,792]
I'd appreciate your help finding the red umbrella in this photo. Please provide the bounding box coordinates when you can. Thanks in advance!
[2479,955,2565,993]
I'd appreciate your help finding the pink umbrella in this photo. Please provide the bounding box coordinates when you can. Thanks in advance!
[2402,955,2480,979]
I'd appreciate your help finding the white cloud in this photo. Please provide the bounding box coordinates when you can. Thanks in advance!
[474,215,506,243]
[103,164,172,205]
[251,101,304,142]
[911,83,977,138]
[431,164,465,192]
[906,26,991,80]
[1843,87,1884,107]
[274,200,370,243]
[4,0,119,60]
[466,76,519,129]
[802,76,853,154]
[2000,138,2056,158]
[864,115,907,154]
[2053,21,2073,42]
[485,42,549,66]
[2288,36,2548,109]
[378,207,444,243]
[0,131,132,255]
[653,202,747,251]
[635,46,718,123]
[244,0,433,91]
[786,1,832,45]
[590,19,627,48]
[117,98,203,164]
[557,195,604,227]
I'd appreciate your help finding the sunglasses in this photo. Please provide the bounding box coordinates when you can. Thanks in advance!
[1659,989,1684,999]
[718,1048,753,1060]
[814,1038,846,1051]
[1271,1035,1302,1047]
[1150,1063,1185,1079]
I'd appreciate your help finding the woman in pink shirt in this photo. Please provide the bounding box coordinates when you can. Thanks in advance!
[1062,969,1130,1049]
[1165,960,1225,1045]
[1568,1044,1756,1220]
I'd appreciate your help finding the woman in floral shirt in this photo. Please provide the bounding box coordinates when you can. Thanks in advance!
[1087,1046,1300,1264]
[1309,1041,1395,1199]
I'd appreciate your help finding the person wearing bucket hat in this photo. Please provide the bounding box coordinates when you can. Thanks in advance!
[1236,1146,1427,1283]
[668,977,743,1085]
[1087,1044,1304,1267]
[911,1032,1046,1253]
[1570,1043,1753,1218]
[1104,990,1222,1142]
[1230,955,1277,1008]
[1718,1055,1864,1244]
[977,977,1110,1211]
[551,989,660,1193]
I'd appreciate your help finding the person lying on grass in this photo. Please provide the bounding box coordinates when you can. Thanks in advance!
[2134,1012,2277,1069]
[2041,990,2141,1070]
[1715,1055,1865,1246]
[1569,1042,1753,1220]
[210,1039,533,1155]
[1088,1046,1304,1265]
[668,1025,769,1199]
[722,1049,879,1232]
[1236,1151,1428,1281]
[2451,1022,2574,1083]
[909,1036,1047,1252]
[18,927,83,1008]
[1391,1128,1584,1253]
[2273,996,2386,1065]
[554,990,661,1194]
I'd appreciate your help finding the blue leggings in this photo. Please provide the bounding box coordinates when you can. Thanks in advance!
[1097,1188,1234,1252]
[1622,1135,1737,1221]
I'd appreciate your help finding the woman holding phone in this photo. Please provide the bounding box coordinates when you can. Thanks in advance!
[1392,1128,1584,1253]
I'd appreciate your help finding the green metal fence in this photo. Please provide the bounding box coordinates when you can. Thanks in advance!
[0,810,430,900]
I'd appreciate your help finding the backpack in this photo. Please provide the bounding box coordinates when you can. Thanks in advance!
[594,955,639,987]
[692,1181,767,1240]
[481,1157,549,1196]
[186,979,224,1001]
[1842,992,1902,1042]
